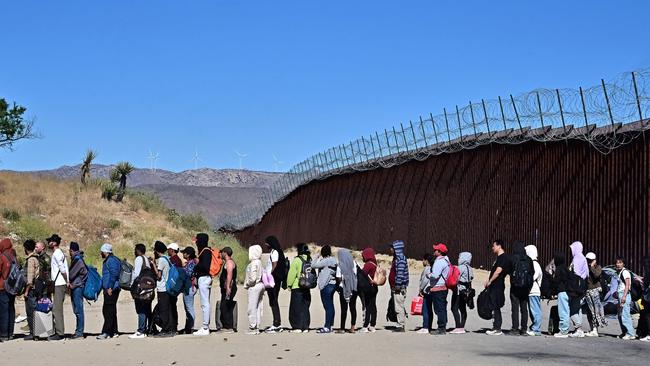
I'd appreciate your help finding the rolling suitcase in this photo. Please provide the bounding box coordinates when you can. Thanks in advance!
[215,300,238,331]
[34,311,54,339]
[548,305,560,335]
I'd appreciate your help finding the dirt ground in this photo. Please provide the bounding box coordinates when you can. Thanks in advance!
[1,264,648,365]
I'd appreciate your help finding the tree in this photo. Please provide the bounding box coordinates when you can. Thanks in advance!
[80,149,97,186]
[110,161,134,202]
[1,98,35,150]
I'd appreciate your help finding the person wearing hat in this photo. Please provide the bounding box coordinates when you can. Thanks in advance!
[46,234,68,341]
[584,252,607,337]
[68,242,88,339]
[428,243,451,335]
[97,243,122,340]
[181,246,198,334]
[167,243,183,268]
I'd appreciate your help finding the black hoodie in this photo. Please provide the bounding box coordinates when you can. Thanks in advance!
[193,233,212,278]
[552,251,568,293]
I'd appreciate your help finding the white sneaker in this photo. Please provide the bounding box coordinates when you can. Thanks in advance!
[128,332,146,339]
[416,328,430,334]
[358,327,370,333]
[14,315,27,323]
[554,332,569,338]
[486,330,503,336]
[585,329,599,337]
[369,327,376,333]
[290,329,303,333]
[246,328,260,335]
[622,334,635,341]
[569,330,585,338]
[193,327,210,336]
[526,330,541,337]
[640,336,650,342]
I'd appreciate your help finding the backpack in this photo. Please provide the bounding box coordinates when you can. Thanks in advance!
[297,256,317,289]
[3,253,26,296]
[372,263,387,286]
[119,258,134,290]
[566,271,587,298]
[356,265,372,293]
[200,247,224,277]
[83,265,102,301]
[164,257,190,297]
[620,270,643,302]
[511,255,534,291]
[38,252,54,294]
[131,256,157,301]
[442,258,460,289]
[477,289,493,320]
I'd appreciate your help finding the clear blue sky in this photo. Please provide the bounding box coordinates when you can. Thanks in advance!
[2,1,649,172]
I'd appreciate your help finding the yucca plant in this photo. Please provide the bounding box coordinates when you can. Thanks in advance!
[80,149,97,186]
[111,161,135,202]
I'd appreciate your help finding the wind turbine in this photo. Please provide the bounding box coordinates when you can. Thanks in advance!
[272,154,284,172]
[235,150,248,170]
[190,149,202,170]
[147,150,160,172]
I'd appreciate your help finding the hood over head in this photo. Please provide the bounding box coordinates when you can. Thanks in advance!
[458,252,472,265]
[570,241,584,258]
[248,244,262,261]
[569,241,589,279]
[525,245,538,261]
[362,248,377,263]
[391,240,405,255]
[513,240,527,257]
[0,238,12,252]
[553,251,566,268]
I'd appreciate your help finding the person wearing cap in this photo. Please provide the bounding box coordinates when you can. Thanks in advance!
[46,234,68,341]
[192,233,212,336]
[153,241,175,338]
[181,246,198,334]
[428,243,450,335]
[168,243,183,268]
[68,242,88,339]
[583,252,607,337]
[97,243,122,340]
[165,242,181,334]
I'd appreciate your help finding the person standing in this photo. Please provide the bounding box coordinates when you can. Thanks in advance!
[68,242,88,339]
[153,241,175,338]
[510,241,533,336]
[359,248,379,333]
[639,256,650,342]
[311,245,338,334]
[245,245,265,335]
[47,234,68,341]
[553,251,571,338]
[0,238,17,341]
[451,251,473,334]
[485,240,511,336]
[263,236,286,333]
[418,254,434,334]
[192,233,213,336]
[615,256,636,340]
[164,242,181,334]
[287,243,312,333]
[525,245,543,336]
[22,240,40,341]
[97,243,121,340]
[219,247,238,333]
[389,240,409,332]
[181,246,198,334]
[429,243,450,335]
[583,252,607,337]
[337,248,359,334]
[129,243,153,339]
[567,241,588,338]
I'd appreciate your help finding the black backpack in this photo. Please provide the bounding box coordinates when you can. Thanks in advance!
[297,257,317,289]
[130,257,156,301]
[477,289,493,320]
[566,271,587,298]
[540,271,557,299]
[511,255,534,291]
[356,265,372,294]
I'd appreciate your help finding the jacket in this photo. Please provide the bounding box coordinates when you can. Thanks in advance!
[69,253,88,289]
[552,252,568,294]
[101,254,121,290]
[457,252,474,293]
[389,241,409,289]
[311,255,337,290]
[361,248,378,279]
[0,238,15,291]
[194,246,212,278]
[570,241,588,280]
[587,264,603,291]
[287,254,308,290]
[244,245,263,289]
[525,245,543,297]
[430,255,450,290]
[25,252,40,287]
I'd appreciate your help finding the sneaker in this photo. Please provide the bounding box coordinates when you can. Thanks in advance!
[14,315,27,323]
[621,334,635,341]
[526,330,541,337]
[153,332,174,338]
[246,328,260,335]
[23,335,35,341]
[585,329,599,338]
[450,328,466,334]
[193,328,210,336]
[430,328,446,336]
[96,333,110,340]
[392,327,405,333]
[569,329,585,338]
[316,328,332,334]
[368,327,376,333]
[640,336,650,342]
[416,328,430,334]
[70,333,84,340]
[486,330,503,336]
[265,327,277,334]
[129,332,146,339]
[111,334,120,339]
[358,327,370,333]
[290,329,303,334]
[554,332,569,338]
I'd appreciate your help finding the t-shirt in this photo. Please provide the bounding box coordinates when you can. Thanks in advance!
[51,248,68,286]
[489,253,511,288]
[618,269,631,293]
[156,256,170,292]
[131,256,151,285]
[270,249,279,263]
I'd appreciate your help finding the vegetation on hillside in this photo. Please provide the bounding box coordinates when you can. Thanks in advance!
[1,98,36,150]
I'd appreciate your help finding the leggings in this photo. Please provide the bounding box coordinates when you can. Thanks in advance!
[362,287,378,328]
[451,291,468,329]
[338,288,358,329]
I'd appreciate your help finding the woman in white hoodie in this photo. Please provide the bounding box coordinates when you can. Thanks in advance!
[525,245,543,336]
[245,245,265,335]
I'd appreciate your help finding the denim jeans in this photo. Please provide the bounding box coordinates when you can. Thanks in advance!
[0,290,16,338]
[183,287,196,332]
[618,291,635,337]
[528,296,542,333]
[71,286,85,336]
[422,293,434,330]
[558,292,570,333]
[320,283,337,329]
[134,299,152,334]
[431,290,448,331]
[569,296,583,330]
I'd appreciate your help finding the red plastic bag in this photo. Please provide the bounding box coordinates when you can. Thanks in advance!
[410,296,423,315]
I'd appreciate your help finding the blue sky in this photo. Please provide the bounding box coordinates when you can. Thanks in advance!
[1,1,649,172]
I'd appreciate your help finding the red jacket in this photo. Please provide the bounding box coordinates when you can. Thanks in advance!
[0,238,16,291]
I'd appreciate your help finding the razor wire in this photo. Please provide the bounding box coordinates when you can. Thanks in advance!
[217,68,650,230]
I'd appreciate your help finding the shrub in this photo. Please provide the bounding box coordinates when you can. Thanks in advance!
[107,219,121,229]
[2,208,20,221]
[102,185,117,201]
[12,216,52,242]
[127,190,167,213]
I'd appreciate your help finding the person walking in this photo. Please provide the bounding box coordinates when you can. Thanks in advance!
[192,233,213,336]
[0,238,17,341]
[245,245,265,335]
[287,243,312,333]
[525,245,543,336]
[583,252,607,337]
[615,256,636,340]
[451,251,473,334]
[510,241,533,336]
[219,247,238,332]
[181,246,198,334]
[418,254,434,334]
[429,243,451,335]
[46,234,68,341]
[263,235,286,333]
[359,248,379,333]
[22,240,40,341]
[68,242,88,339]
[336,248,358,334]
[97,243,121,340]
[389,240,409,332]
[129,243,153,339]
[485,240,511,336]
[311,245,338,334]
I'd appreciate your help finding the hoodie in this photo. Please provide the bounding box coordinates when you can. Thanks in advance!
[525,245,543,297]
[0,238,16,291]
[245,245,263,289]
[361,248,378,279]
[552,251,569,294]
[457,252,474,293]
[311,255,338,290]
[69,252,88,289]
[193,233,212,278]
[570,241,588,280]
[389,241,409,289]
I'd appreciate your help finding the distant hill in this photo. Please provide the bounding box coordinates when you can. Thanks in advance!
[9,164,282,227]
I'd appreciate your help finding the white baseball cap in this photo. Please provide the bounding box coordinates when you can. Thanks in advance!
[585,252,596,260]
[168,243,180,251]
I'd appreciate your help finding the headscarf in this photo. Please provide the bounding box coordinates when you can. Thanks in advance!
[248,244,262,261]
[361,248,377,264]
[570,241,588,279]
[337,248,357,300]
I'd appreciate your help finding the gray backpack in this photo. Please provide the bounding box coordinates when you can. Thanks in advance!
[119,258,134,290]
[3,253,27,296]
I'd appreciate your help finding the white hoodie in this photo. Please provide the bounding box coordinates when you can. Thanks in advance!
[525,245,543,297]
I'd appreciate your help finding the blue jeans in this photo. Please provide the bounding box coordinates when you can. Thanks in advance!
[0,290,16,338]
[134,299,152,334]
[71,287,85,336]
[183,287,196,332]
[320,284,337,329]
[558,292,570,333]
[422,293,434,330]
[618,292,635,337]
[528,296,542,333]
[431,290,448,331]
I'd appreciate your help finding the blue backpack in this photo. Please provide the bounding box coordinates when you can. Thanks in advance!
[83,265,102,301]
[164,257,189,297]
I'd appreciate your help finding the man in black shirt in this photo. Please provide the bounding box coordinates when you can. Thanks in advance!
[484,239,511,336]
